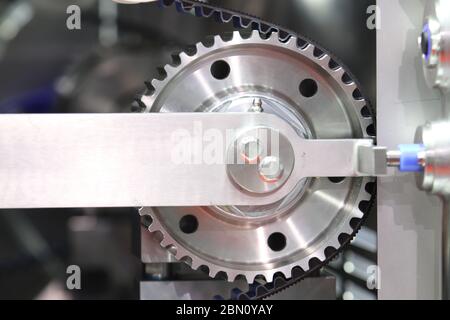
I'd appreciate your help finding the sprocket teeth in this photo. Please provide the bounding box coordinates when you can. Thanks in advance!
[144,80,155,93]
[195,42,207,53]
[213,34,224,45]
[147,223,157,233]
[329,238,341,251]
[178,51,190,63]
[332,66,346,78]
[163,64,176,76]
[301,43,316,58]
[139,95,154,111]
[180,256,193,267]
[209,268,219,279]
[284,36,297,48]
[343,82,358,96]
[249,29,259,39]
[170,53,182,66]
[354,98,367,109]
[131,97,146,113]
[199,265,211,276]
[316,252,327,262]
[361,118,374,132]
[160,238,172,247]
[166,245,177,256]
[138,26,375,293]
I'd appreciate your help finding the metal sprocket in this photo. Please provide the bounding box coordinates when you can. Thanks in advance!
[136,30,375,286]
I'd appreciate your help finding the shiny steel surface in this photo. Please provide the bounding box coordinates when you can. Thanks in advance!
[227,127,295,194]
[0,112,303,208]
[415,121,450,196]
[139,31,374,282]
[421,0,450,90]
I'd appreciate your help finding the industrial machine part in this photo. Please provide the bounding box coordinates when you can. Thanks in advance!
[418,0,450,299]
[380,0,450,299]
[1,0,447,300]
[136,29,376,284]
[0,0,379,300]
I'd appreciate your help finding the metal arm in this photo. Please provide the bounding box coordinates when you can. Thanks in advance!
[0,112,379,209]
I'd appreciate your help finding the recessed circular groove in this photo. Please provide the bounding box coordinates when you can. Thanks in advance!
[268,232,287,252]
[299,78,318,98]
[210,60,231,80]
[328,177,346,184]
[179,215,199,234]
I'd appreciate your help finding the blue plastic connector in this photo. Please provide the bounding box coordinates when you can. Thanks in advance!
[398,144,425,172]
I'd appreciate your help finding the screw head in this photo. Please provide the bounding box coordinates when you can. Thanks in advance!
[249,98,263,113]
[259,156,284,182]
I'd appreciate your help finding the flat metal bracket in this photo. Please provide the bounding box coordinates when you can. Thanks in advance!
[0,113,378,208]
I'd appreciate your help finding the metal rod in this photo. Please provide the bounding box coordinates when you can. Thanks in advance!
[386,150,401,167]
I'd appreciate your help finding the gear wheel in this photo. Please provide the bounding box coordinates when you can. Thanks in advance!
[137,30,375,284]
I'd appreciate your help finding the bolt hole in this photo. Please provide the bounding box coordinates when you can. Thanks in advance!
[179,215,198,234]
[210,60,230,80]
[267,232,287,252]
[299,79,318,98]
[328,177,346,184]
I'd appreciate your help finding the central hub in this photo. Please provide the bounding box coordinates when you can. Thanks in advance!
[208,94,312,221]
[227,126,295,195]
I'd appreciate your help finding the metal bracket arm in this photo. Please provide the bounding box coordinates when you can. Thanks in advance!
[0,113,378,208]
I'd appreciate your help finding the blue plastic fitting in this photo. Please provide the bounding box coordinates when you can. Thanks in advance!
[398,144,425,172]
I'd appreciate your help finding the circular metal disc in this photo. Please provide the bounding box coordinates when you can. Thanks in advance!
[138,31,374,282]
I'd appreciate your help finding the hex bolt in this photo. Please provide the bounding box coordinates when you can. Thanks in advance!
[249,98,263,113]
[259,156,284,182]
[240,136,262,163]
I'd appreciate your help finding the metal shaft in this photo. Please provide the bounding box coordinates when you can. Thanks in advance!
[386,150,401,167]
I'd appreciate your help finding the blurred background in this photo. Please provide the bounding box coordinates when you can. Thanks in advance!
[0,0,376,299]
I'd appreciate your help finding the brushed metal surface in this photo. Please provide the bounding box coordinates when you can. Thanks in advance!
[0,112,372,208]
